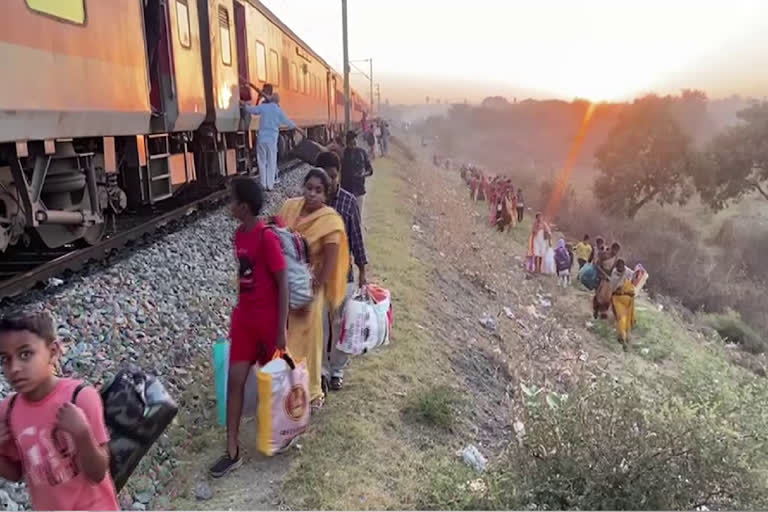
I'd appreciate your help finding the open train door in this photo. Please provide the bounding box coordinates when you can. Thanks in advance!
[234,1,250,102]
[331,74,339,134]
[233,1,252,173]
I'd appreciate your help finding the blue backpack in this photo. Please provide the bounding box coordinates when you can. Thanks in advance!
[554,247,571,271]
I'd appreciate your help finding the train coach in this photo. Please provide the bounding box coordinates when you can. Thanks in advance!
[0,0,366,253]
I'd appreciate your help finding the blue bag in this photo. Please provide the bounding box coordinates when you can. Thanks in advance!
[579,263,599,290]
[213,338,230,426]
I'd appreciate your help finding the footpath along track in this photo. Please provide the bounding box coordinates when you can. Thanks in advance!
[0,159,304,301]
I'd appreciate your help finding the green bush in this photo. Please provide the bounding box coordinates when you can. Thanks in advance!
[402,385,463,430]
[705,311,767,354]
[498,377,768,510]
[421,376,768,510]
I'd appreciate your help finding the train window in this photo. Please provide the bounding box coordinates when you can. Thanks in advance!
[301,69,308,95]
[218,6,232,66]
[255,41,267,82]
[269,50,280,86]
[290,62,298,92]
[26,0,85,24]
[176,0,191,49]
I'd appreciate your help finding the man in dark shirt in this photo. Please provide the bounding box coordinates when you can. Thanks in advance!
[317,151,369,391]
[341,130,373,219]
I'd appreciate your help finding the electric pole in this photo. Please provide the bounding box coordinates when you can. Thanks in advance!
[376,83,381,114]
[342,0,350,134]
[369,58,374,116]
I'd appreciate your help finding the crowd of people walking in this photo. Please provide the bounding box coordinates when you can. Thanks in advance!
[452,159,650,352]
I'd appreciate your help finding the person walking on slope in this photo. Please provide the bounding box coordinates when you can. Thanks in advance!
[554,238,574,287]
[516,188,525,223]
[242,92,305,192]
[528,212,551,273]
[341,131,374,219]
[316,151,369,391]
[573,234,594,269]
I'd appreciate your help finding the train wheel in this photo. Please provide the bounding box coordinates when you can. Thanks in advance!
[81,222,106,246]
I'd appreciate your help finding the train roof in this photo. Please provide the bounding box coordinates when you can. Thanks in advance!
[246,0,333,72]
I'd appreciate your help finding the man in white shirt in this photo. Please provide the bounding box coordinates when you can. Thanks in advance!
[242,93,305,191]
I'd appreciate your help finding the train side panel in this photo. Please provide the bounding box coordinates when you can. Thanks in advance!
[166,0,207,132]
[242,3,328,131]
[0,0,151,142]
[197,0,240,133]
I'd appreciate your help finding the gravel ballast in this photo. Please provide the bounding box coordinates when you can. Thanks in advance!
[0,166,310,510]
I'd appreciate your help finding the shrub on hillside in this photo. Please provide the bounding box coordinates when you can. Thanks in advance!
[705,310,768,354]
[499,377,768,510]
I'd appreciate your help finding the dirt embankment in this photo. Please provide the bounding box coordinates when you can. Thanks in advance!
[169,139,768,510]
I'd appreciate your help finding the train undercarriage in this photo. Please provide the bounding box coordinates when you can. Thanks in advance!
[0,123,334,254]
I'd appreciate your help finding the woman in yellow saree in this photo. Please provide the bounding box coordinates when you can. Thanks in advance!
[610,259,636,351]
[278,168,350,412]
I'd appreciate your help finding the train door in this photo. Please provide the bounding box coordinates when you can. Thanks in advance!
[144,0,175,132]
[331,75,338,130]
[233,1,250,101]
[232,1,251,173]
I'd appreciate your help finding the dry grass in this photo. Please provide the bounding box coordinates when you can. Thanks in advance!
[278,154,473,510]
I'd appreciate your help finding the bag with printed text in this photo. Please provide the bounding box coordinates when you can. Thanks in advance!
[256,352,310,456]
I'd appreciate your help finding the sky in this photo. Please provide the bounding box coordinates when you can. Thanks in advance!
[259,0,768,104]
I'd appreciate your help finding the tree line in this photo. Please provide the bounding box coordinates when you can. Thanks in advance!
[596,91,768,218]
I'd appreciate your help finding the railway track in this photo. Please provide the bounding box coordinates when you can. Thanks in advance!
[0,160,304,301]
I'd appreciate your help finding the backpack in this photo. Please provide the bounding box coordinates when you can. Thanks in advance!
[554,247,571,271]
[7,369,178,493]
[266,220,313,310]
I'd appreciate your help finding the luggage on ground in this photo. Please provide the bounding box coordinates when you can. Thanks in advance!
[289,139,326,165]
[266,221,313,310]
[256,353,309,456]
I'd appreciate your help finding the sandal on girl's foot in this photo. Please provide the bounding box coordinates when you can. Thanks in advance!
[310,396,325,415]
[330,376,343,391]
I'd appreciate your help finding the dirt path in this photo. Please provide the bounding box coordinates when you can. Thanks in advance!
[168,138,739,509]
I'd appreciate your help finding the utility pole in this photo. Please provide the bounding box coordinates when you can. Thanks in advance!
[376,83,381,113]
[342,0,350,134]
[369,58,374,116]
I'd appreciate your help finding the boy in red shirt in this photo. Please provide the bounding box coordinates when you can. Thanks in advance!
[209,177,289,478]
[0,310,119,511]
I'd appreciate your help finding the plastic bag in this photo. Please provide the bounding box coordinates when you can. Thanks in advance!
[542,248,556,275]
[366,284,393,346]
[213,338,230,426]
[100,367,177,492]
[257,353,309,456]
[578,263,599,290]
[338,289,380,355]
